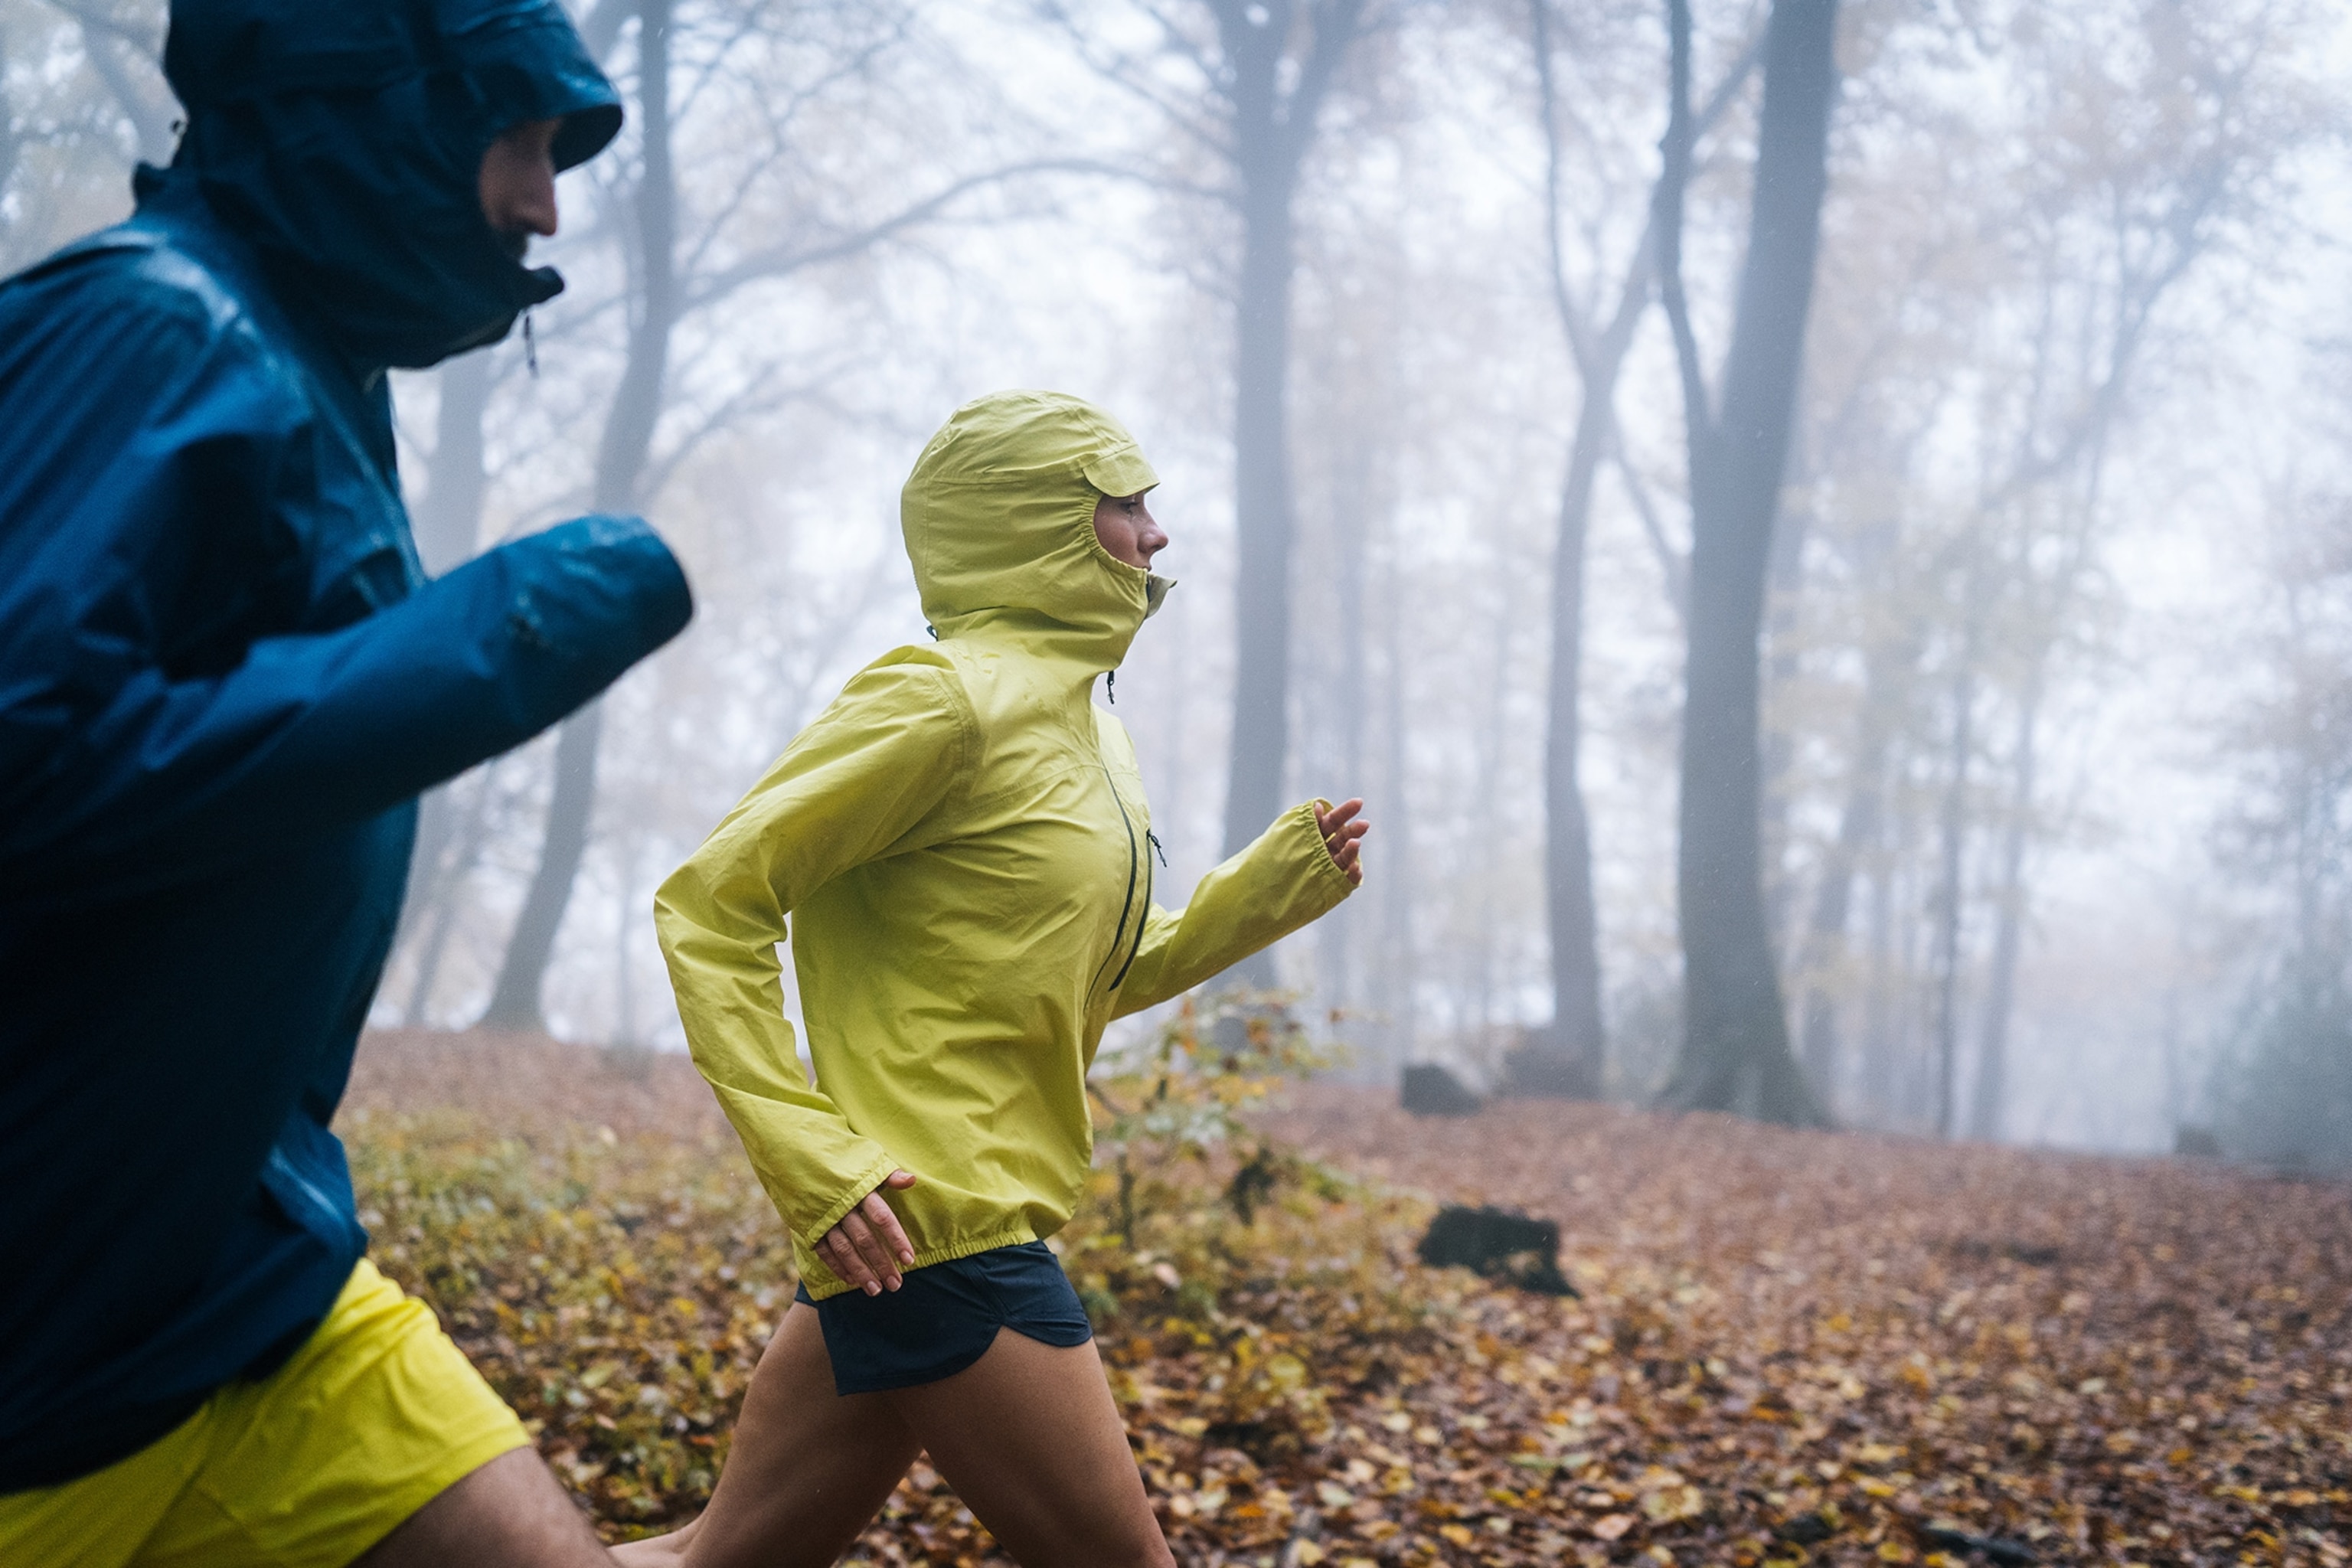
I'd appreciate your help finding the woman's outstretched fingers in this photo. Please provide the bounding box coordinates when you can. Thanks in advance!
[1316,797,1368,886]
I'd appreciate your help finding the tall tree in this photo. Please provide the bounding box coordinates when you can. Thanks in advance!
[1517,0,1757,1096]
[1210,0,1370,872]
[1654,0,1839,1123]
[481,2,1106,1029]
[1954,0,2285,1134]
[389,347,499,1014]
[410,352,495,576]
[481,0,681,1029]
[1044,0,1372,985]
[1926,552,1981,1138]
[1792,510,1919,1102]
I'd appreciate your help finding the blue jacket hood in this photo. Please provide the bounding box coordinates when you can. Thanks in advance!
[159,0,623,370]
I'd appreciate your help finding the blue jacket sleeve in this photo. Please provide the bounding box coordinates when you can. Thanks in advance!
[0,256,693,899]
[7,517,690,894]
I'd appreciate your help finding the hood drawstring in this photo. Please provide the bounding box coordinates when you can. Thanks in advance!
[1146,829,1166,867]
[1105,671,1115,704]
[925,624,939,640]
[523,310,539,379]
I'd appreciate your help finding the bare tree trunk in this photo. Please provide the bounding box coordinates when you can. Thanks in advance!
[1968,675,2037,1142]
[388,348,498,1004]
[483,0,677,1031]
[1655,0,1839,1124]
[1518,3,1759,1096]
[1210,0,1365,989]
[1524,0,1617,1095]
[401,767,498,1024]
[1531,405,1611,1091]
[1375,502,1415,1076]
[1468,563,1520,1044]
[1795,514,1916,1103]
[1858,849,1896,1119]
[412,351,492,575]
[1795,749,1875,1105]
[1216,0,1364,851]
[1759,429,1811,956]
[1315,434,1371,1022]
[1929,604,1978,1140]
[1221,148,1298,869]
[613,833,643,1046]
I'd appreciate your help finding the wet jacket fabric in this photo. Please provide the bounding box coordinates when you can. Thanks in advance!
[656,391,1352,1299]
[0,1,687,1491]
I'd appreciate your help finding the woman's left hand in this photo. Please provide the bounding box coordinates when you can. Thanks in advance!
[1316,798,1368,887]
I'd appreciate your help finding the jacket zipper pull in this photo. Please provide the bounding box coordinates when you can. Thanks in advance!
[1147,829,1166,867]
[1105,670,1116,704]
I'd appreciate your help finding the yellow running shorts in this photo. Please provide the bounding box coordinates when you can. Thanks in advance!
[0,1258,531,1568]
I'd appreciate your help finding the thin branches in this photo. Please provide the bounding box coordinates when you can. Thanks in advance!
[1652,0,1713,452]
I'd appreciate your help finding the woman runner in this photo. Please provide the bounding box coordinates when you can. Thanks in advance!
[626,390,1367,1568]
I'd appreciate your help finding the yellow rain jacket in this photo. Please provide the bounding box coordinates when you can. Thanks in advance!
[655,390,1354,1298]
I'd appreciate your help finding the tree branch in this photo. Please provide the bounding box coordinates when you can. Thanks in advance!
[1034,1,1239,162]
[1653,0,1714,451]
[1530,0,1599,374]
[683,156,1223,312]
[42,0,174,162]
[1276,0,1367,171]
[1612,433,1690,625]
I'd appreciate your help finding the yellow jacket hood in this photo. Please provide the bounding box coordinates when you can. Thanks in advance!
[901,390,1170,671]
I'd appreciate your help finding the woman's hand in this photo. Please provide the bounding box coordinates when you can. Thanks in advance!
[1316,798,1368,887]
[818,1169,918,1295]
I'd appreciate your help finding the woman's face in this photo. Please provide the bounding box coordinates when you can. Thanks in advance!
[1092,490,1168,571]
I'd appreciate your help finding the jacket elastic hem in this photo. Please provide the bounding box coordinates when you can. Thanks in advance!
[797,1224,1040,1302]
[792,1154,903,1262]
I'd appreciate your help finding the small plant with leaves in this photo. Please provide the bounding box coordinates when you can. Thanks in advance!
[1085,991,1345,1250]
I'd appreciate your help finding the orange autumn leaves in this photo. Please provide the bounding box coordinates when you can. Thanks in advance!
[1263,1089,2352,1566]
[342,1033,2351,1565]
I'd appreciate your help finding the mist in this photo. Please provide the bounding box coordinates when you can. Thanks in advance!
[12,0,2350,1161]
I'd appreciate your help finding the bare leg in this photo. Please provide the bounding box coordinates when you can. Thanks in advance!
[612,1302,920,1568]
[883,1330,1173,1568]
[353,1447,612,1568]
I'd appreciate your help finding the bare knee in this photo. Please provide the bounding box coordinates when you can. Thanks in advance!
[354,1447,612,1568]
[608,1514,698,1566]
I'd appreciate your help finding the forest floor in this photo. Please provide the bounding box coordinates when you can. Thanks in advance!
[342,1030,2350,1567]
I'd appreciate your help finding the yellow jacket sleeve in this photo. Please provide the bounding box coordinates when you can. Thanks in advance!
[1111,799,1356,1020]
[654,655,972,1247]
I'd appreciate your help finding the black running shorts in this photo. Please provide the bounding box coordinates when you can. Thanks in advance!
[795,1240,1094,1395]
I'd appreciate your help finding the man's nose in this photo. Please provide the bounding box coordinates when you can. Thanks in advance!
[512,175,560,238]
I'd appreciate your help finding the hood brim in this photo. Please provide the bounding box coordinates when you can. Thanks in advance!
[448,10,623,169]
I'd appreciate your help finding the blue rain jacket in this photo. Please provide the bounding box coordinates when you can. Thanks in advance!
[0,0,688,1489]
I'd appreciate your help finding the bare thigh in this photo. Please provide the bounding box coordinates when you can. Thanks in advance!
[881,1329,1173,1568]
[610,1302,920,1568]
[354,1448,612,1568]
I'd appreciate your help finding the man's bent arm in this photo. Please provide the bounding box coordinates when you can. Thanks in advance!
[0,513,691,897]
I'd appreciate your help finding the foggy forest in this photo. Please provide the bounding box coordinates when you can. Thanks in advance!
[7,0,2351,1563]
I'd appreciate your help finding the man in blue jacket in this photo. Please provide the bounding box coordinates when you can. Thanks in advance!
[0,3,693,1564]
